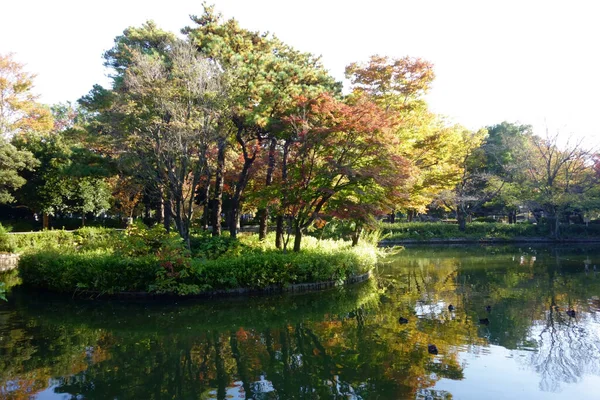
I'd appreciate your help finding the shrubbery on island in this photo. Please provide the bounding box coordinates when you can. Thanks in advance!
[14,224,379,296]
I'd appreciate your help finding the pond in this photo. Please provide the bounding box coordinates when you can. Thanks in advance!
[1,245,600,399]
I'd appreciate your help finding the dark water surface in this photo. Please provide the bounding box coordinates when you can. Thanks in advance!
[1,245,600,399]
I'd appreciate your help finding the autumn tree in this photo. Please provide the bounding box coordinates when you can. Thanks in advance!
[82,23,225,246]
[0,53,53,204]
[434,127,499,231]
[278,94,409,251]
[346,55,462,221]
[185,5,340,239]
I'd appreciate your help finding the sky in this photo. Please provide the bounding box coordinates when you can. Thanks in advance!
[1,0,599,148]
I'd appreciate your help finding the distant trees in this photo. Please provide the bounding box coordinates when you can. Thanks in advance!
[524,132,598,238]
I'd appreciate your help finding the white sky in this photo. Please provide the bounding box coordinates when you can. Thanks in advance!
[1,0,599,148]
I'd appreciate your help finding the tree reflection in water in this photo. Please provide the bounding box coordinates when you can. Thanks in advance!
[0,245,599,399]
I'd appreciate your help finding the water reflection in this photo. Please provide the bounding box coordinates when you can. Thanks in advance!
[1,245,599,399]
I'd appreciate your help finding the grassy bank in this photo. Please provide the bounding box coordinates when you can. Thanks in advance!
[380,221,600,241]
[11,224,380,296]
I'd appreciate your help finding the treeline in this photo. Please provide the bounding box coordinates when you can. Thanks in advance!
[1,5,599,249]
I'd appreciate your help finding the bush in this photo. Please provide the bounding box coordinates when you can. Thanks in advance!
[0,223,15,253]
[190,243,377,291]
[18,250,160,294]
[18,236,379,296]
[381,221,544,240]
[189,232,245,260]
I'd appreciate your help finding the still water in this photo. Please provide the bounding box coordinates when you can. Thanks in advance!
[1,245,600,399]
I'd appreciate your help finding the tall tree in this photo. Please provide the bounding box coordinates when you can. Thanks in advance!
[82,24,225,246]
[0,53,52,204]
[434,127,496,231]
[480,121,533,223]
[278,94,409,251]
[185,5,340,239]
[346,55,462,221]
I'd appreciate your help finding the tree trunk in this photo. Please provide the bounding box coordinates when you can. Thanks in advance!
[258,137,277,240]
[229,127,258,239]
[276,216,284,249]
[42,213,49,230]
[407,210,415,222]
[351,224,363,247]
[457,210,467,232]
[276,141,290,249]
[553,214,560,239]
[389,211,396,223]
[293,223,303,252]
[212,138,226,237]
[163,198,172,233]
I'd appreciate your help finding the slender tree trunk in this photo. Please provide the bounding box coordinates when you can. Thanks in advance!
[276,217,284,249]
[229,127,258,239]
[42,213,49,230]
[212,138,226,237]
[389,210,396,223]
[457,209,467,232]
[258,137,277,240]
[351,224,363,247]
[276,141,290,249]
[163,197,172,233]
[293,223,303,252]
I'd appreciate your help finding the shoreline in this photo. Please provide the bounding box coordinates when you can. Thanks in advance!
[33,270,374,299]
[379,237,600,245]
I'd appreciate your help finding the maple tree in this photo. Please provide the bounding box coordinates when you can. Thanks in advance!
[346,55,464,221]
[275,93,409,251]
[0,54,53,204]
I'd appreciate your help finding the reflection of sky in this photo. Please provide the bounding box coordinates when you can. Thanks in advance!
[435,345,600,400]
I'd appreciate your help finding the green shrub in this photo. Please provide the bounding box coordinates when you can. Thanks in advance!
[73,227,122,251]
[190,233,245,260]
[189,242,377,291]
[19,250,160,294]
[381,221,548,240]
[10,229,75,252]
[18,238,379,296]
[0,223,15,253]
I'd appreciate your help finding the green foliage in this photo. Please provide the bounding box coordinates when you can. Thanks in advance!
[0,140,39,204]
[382,221,600,241]
[189,232,245,260]
[10,230,76,251]
[0,223,15,252]
[18,228,379,296]
[0,282,5,301]
[190,243,376,291]
[18,250,159,294]
[7,227,118,252]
